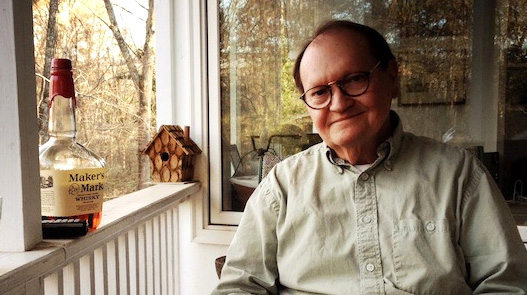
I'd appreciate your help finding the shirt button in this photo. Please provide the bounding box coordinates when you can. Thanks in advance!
[366,263,375,272]
[426,221,436,232]
[360,173,369,181]
[362,216,372,224]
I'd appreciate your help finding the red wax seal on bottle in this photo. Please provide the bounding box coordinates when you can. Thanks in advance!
[49,58,76,107]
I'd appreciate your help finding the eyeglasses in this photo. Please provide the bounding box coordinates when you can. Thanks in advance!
[300,61,381,110]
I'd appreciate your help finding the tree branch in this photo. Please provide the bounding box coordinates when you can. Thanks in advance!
[102,0,141,88]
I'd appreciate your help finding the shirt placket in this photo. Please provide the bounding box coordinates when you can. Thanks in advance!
[355,171,385,295]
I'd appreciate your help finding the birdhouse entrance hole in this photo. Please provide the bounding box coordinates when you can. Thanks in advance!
[161,152,170,162]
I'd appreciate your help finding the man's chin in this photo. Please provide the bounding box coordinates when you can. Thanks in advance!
[330,127,363,143]
[327,134,362,150]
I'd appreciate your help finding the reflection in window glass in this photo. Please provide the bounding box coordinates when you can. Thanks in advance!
[218,0,525,212]
[497,0,527,201]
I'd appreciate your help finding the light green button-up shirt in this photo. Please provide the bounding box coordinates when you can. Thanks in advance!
[212,114,527,295]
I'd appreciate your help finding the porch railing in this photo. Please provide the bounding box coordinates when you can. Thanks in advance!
[0,182,200,295]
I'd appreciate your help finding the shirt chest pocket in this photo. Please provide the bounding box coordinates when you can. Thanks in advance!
[391,219,468,294]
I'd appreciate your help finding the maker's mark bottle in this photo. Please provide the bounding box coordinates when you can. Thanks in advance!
[39,58,106,230]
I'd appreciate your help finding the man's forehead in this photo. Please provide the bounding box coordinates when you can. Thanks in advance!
[313,28,364,44]
[305,29,370,60]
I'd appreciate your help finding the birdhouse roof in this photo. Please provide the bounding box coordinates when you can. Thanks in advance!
[143,125,202,155]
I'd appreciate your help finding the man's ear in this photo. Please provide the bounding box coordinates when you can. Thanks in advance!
[388,59,400,99]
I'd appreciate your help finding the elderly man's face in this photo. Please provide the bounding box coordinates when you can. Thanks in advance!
[299,29,399,164]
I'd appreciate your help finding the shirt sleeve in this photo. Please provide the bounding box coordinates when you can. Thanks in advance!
[459,157,527,294]
[211,177,281,295]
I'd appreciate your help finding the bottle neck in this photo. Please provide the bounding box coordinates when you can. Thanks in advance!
[48,62,77,140]
[48,95,76,139]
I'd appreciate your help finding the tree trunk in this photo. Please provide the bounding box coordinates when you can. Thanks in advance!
[38,0,60,144]
[138,0,156,188]
[103,0,155,189]
[102,0,141,88]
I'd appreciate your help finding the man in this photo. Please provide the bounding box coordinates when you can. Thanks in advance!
[212,20,527,294]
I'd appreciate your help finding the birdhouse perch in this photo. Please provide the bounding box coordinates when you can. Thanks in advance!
[143,125,202,182]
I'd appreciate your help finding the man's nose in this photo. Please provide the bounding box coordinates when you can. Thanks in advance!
[328,86,354,111]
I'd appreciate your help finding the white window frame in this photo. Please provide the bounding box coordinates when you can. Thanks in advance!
[206,0,244,227]
[155,0,237,244]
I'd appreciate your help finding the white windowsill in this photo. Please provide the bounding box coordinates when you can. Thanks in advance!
[0,182,200,293]
[190,188,237,245]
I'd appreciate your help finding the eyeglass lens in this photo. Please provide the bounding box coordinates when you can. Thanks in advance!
[304,72,370,109]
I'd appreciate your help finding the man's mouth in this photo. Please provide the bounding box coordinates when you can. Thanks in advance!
[331,111,364,125]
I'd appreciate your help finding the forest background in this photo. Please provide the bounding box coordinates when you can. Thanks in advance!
[33,0,155,200]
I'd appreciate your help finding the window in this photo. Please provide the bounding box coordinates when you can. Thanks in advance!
[496,0,527,200]
[209,0,527,225]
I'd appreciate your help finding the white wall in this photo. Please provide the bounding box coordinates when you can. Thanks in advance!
[178,199,229,294]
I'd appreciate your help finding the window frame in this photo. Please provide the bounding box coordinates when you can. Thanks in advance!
[155,0,237,243]
[207,0,244,226]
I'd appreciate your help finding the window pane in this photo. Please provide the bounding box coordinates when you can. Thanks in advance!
[218,0,477,212]
[497,0,527,201]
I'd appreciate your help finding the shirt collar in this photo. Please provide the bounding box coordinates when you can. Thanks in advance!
[325,110,403,171]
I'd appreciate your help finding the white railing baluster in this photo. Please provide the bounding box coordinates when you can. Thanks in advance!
[117,235,128,294]
[147,219,155,295]
[63,263,75,295]
[78,254,91,295]
[74,260,82,294]
[106,241,117,294]
[169,208,178,295]
[127,230,137,295]
[160,212,168,295]
[173,207,180,295]
[93,246,105,295]
[155,216,160,295]
[124,231,132,295]
[137,223,146,295]
[44,272,59,295]
[166,209,174,295]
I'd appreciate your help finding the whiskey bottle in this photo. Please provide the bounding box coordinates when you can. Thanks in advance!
[39,58,106,230]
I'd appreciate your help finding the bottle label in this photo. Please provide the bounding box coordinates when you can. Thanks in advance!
[40,168,106,216]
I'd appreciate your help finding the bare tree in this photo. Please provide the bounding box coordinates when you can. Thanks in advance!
[37,0,60,144]
[103,0,155,188]
[33,0,156,198]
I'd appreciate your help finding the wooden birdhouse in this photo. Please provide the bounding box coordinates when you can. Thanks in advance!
[143,125,202,182]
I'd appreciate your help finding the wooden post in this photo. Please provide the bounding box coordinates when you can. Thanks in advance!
[0,0,42,251]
